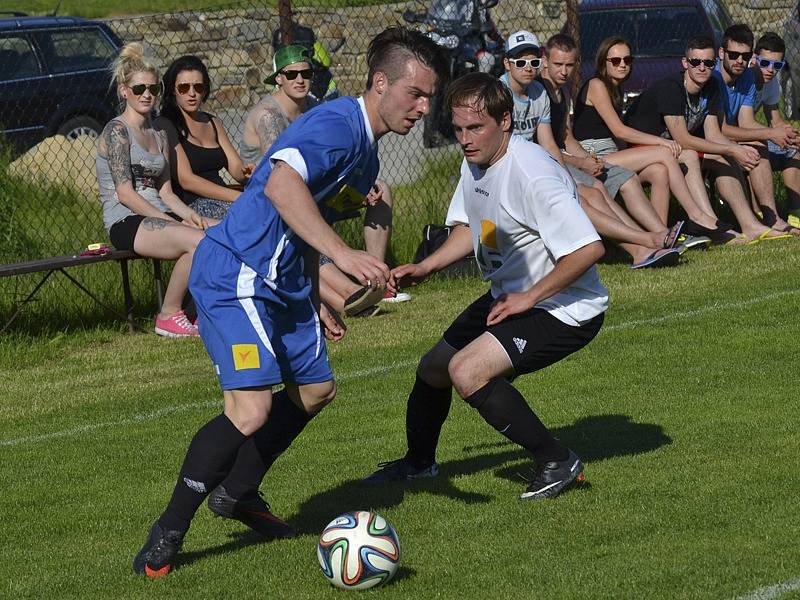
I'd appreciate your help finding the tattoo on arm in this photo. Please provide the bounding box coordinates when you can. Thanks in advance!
[257,111,285,153]
[142,217,169,231]
[104,121,133,188]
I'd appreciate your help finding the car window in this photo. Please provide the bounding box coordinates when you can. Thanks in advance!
[580,7,708,60]
[44,28,117,74]
[0,35,41,81]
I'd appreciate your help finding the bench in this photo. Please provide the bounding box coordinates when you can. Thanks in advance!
[0,249,164,334]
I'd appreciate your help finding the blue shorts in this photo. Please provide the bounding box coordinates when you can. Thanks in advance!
[189,238,332,390]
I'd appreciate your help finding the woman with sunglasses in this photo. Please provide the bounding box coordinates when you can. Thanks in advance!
[96,43,206,337]
[155,55,253,221]
[573,36,732,244]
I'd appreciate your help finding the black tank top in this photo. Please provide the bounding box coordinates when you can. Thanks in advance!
[572,77,617,141]
[536,75,567,149]
[179,116,228,204]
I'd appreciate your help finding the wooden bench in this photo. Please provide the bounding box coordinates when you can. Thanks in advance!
[0,250,164,334]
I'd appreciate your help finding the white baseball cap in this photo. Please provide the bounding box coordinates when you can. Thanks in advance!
[505,30,541,57]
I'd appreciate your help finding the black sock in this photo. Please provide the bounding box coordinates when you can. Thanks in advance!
[405,375,452,468]
[464,378,567,465]
[159,413,247,532]
[219,389,313,500]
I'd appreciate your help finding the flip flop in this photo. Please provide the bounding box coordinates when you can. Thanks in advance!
[723,233,748,246]
[787,211,800,229]
[745,229,794,245]
[663,220,685,249]
[343,286,386,317]
[631,248,681,269]
[773,224,800,236]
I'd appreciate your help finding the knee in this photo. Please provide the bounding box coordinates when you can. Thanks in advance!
[417,350,451,388]
[447,353,482,399]
[303,380,337,415]
[682,149,700,168]
[234,404,271,436]
[376,179,394,209]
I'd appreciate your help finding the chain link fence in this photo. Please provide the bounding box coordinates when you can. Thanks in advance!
[0,0,796,331]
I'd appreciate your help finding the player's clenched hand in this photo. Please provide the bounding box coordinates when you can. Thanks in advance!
[390,263,430,288]
[364,181,387,207]
[733,145,760,171]
[333,248,390,290]
[320,303,346,341]
[486,292,535,326]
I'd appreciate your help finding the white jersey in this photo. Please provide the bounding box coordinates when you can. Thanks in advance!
[445,135,608,326]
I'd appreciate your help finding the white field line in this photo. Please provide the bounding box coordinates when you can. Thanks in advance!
[733,577,800,600]
[1,288,797,448]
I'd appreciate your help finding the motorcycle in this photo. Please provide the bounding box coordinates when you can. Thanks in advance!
[402,0,504,147]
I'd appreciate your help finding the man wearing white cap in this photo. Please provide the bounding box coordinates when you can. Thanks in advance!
[499,30,561,161]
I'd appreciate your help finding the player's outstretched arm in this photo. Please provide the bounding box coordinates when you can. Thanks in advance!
[391,224,473,288]
[265,161,390,288]
[487,241,605,326]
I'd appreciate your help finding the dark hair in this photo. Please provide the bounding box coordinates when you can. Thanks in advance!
[595,36,631,111]
[545,33,578,56]
[722,24,754,50]
[686,35,715,54]
[365,26,449,90]
[756,32,786,55]
[160,55,212,138]
[445,72,512,125]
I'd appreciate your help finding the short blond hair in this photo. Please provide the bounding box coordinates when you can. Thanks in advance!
[111,42,159,91]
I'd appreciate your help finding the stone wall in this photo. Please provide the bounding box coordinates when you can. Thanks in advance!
[105,1,796,117]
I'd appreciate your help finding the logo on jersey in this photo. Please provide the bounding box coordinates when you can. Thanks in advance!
[232,343,260,371]
[327,184,366,213]
[513,337,527,353]
[477,219,503,273]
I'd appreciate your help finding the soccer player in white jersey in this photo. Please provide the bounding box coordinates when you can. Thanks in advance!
[365,72,608,500]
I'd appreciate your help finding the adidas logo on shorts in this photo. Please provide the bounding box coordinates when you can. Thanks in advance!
[513,337,527,353]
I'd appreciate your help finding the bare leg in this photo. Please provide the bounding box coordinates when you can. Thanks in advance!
[363,179,393,261]
[617,177,669,231]
[318,262,359,314]
[638,163,671,224]
[133,218,203,318]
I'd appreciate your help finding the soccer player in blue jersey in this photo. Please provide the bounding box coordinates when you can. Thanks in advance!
[133,26,448,578]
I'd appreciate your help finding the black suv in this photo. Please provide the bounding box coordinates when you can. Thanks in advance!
[0,13,122,158]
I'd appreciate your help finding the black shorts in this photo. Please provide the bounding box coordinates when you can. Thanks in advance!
[109,212,180,251]
[442,291,604,376]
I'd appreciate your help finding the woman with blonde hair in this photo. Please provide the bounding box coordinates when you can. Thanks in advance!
[96,43,206,337]
[573,36,737,244]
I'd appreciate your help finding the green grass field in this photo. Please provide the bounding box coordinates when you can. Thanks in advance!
[2,240,800,599]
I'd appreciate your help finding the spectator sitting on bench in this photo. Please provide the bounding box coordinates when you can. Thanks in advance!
[154,55,254,221]
[573,36,730,247]
[750,32,800,231]
[712,24,798,239]
[240,45,407,317]
[96,42,206,337]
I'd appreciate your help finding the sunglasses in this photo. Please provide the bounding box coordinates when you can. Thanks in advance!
[280,68,314,80]
[129,82,162,96]
[607,55,634,67]
[756,56,785,71]
[176,82,206,95]
[509,57,542,69]
[687,58,716,69]
[723,49,753,62]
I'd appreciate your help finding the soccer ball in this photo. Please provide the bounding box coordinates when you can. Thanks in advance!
[317,510,401,590]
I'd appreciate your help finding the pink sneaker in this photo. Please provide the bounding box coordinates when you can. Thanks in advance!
[154,310,198,337]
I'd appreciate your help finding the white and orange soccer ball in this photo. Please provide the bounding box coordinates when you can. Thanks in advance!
[317,510,401,590]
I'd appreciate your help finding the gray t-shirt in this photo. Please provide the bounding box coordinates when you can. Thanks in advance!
[96,117,171,231]
[499,73,551,142]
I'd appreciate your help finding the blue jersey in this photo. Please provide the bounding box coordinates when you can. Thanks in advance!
[205,96,379,303]
[713,65,755,126]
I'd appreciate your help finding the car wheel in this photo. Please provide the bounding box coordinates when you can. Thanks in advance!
[782,68,797,121]
[57,116,102,141]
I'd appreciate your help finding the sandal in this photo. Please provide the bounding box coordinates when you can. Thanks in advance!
[631,248,681,269]
[663,221,685,249]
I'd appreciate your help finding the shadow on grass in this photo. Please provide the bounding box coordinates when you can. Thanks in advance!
[176,413,669,570]
[289,413,670,534]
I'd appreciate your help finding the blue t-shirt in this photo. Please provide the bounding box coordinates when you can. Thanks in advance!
[712,65,755,126]
[205,96,379,302]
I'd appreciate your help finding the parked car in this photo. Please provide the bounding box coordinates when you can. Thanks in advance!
[0,14,122,158]
[783,0,800,119]
[571,0,733,109]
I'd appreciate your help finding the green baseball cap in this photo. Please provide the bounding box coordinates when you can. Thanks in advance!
[264,45,313,85]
